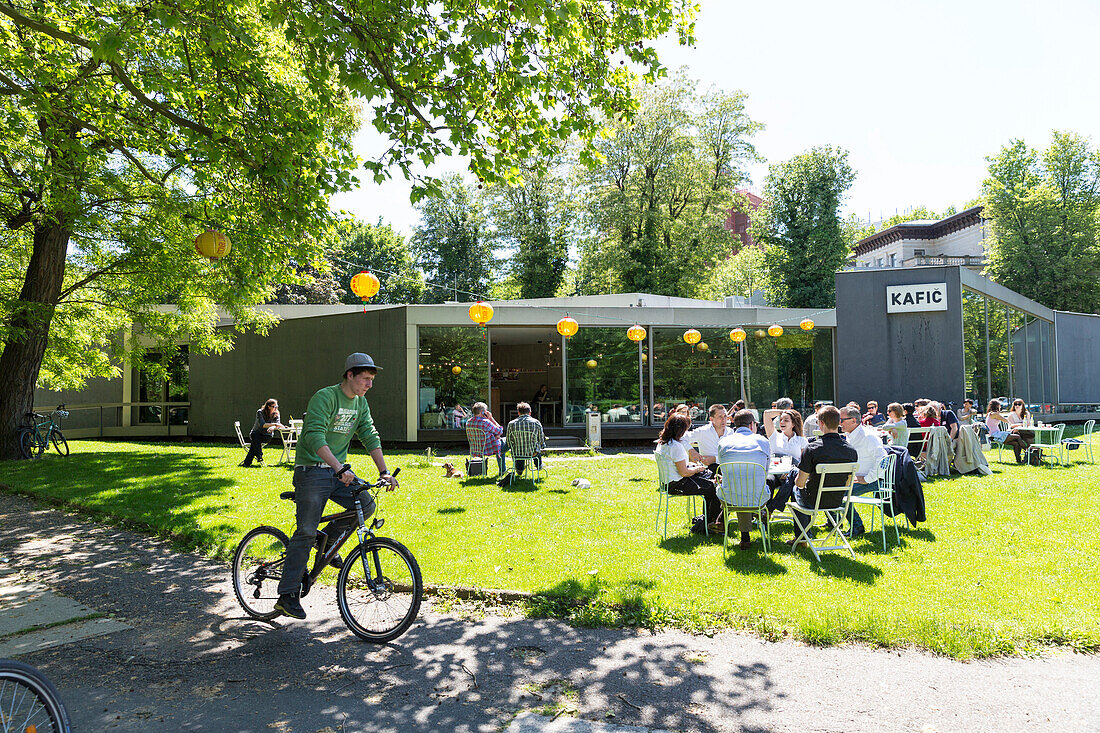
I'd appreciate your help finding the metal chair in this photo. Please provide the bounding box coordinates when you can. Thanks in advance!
[1027,423,1066,466]
[784,462,859,562]
[464,422,504,476]
[654,446,702,539]
[507,422,547,481]
[717,462,771,554]
[990,420,1012,463]
[846,453,899,550]
[1063,419,1095,463]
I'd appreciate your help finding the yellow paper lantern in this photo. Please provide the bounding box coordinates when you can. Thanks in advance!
[194,229,231,260]
[586,359,598,369]
[755,329,767,339]
[557,316,579,337]
[768,324,784,337]
[683,328,701,345]
[468,301,494,326]
[627,324,646,342]
[800,318,815,331]
[350,271,380,301]
[641,352,648,362]
[418,364,423,371]
[697,342,709,352]
[729,328,747,343]
[451,365,462,375]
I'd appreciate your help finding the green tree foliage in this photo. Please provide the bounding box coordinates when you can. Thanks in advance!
[336,221,425,305]
[982,132,1100,313]
[753,146,856,308]
[700,243,765,301]
[0,0,695,456]
[487,155,574,299]
[576,72,761,296]
[411,175,493,303]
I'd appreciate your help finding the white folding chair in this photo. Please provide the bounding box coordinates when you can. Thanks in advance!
[847,453,899,550]
[786,462,859,562]
[718,462,771,554]
[654,447,703,538]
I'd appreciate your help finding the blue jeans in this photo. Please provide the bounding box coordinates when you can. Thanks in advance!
[277,466,375,596]
[846,479,879,535]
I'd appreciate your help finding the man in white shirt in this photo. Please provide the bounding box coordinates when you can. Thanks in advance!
[803,401,826,436]
[840,405,887,538]
[716,409,773,550]
[687,404,730,473]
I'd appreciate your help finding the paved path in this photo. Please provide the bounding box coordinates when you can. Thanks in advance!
[0,492,1097,732]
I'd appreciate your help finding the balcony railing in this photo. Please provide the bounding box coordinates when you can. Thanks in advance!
[902,255,986,268]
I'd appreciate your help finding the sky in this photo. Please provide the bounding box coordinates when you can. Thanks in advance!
[330,0,1100,236]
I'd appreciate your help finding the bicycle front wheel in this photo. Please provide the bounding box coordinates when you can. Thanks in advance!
[0,658,72,732]
[232,526,289,620]
[51,431,69,456]
[18,429,42,460]
[337,537,422,643]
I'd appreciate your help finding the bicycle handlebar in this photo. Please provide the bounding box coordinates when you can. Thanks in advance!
[344,466,401,495]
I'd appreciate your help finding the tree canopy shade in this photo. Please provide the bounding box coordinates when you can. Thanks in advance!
[752,146,855,309]
[0,0,697,458]
[576,72,761,297]
[982,132,1100,314]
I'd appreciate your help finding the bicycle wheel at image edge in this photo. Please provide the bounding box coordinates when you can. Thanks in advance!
[51,432,69,456]
[18,429,42,460]
[232,526,290,620]
[336,536,422,643]
[0,658,72,733]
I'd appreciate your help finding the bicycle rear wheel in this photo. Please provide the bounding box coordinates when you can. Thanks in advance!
[0,658,72,732]
[336,537,422,643]
[51,431,69,456]
[18,429,42,460]
[232,526,289,620]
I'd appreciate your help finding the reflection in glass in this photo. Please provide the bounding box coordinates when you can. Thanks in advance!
[564,328,643,425]
[745,328,831,413]
[652,328,741,423]
[962,290,989,403]
[417,327,488,429]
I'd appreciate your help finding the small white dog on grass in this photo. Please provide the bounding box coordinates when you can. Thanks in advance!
[571,478,591,489]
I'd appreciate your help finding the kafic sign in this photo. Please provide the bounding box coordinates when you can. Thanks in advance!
[886,283,948,313]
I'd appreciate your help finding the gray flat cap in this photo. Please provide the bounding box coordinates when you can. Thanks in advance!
[344,352,382,372]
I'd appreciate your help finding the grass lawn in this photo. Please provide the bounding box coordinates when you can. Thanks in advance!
[2,434,1098,659]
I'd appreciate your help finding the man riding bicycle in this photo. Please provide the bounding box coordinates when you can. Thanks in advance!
[275,353,399,620]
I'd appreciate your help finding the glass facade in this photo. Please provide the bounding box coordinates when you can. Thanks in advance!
[652,328,741,423]
[962,288,1056,412]
[417,327,489,429]
[564,328,644,425]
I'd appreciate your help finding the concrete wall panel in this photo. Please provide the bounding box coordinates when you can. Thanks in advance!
[1054,311,1100,404]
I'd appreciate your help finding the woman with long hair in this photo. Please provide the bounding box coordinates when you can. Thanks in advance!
[769,409,808,465]
[240,398,287,467]
[655,413,723,533]
[1005,398,1038,463]
[986,399,1030,463]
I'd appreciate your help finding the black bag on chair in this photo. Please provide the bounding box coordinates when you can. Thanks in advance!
[465,458,485,476]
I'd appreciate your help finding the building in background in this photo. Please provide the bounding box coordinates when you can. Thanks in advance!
[850,206,987,270]
[724,189,763,249]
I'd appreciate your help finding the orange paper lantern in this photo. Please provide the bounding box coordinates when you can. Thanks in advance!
[194,229,231,260]
[683,329,701,345]
[627,324,646,342]
[350,271,380,300]
[768,324,783,337]
[468,301,494,326]
[729,328,747,343]
[557,316,579,337]
[800,318,815,331]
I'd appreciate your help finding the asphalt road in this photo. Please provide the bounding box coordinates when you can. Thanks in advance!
[1,492,1097,732]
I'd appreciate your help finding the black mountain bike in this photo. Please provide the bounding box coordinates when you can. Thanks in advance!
[18,405,69,460]
[0,658,72,732]
[232,466,422,642]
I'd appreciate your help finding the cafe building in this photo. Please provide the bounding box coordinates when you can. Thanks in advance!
[38,266,1100,443]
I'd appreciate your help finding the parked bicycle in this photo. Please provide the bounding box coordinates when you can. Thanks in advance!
[0,658,72,732]
[232,466,422,642]
[18,405,69,460]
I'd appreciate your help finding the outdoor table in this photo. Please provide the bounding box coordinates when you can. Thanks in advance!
[767,457,794,476]
[276,424,299,465]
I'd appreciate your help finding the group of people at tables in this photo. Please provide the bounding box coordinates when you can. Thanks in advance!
[653,395,975,551]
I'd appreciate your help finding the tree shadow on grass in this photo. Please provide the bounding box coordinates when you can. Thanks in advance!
[806,553,883,585]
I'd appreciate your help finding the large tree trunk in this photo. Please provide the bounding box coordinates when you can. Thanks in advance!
[0,218,70,459]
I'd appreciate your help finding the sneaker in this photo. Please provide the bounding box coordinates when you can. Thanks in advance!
[274,594,306,619]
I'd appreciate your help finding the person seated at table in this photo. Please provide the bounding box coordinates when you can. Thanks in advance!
[762,397,794,437]
[882,402,909,446]
[786,406,859,546]
[986,399,1031,463]
[840,406,887,538]
[938,401,960,440]
[769,409,808,466]
[655,413,723,534]
[913,402,941,460]
[506,402,546,474]
[803,401,826,436]
[862,400,888,427]
[240,398,288,467]
[532,384,551,404]
[687,404,731,473]
[652,402,666,422]
[466,402,507,474]
[1006,398,1038,462]
[717,409,773,550]
[958,399,976,424]
[451,403,468,429]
